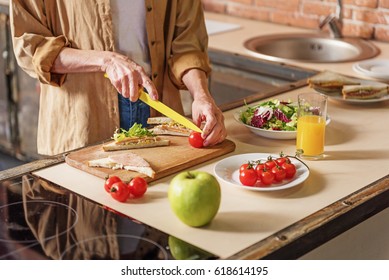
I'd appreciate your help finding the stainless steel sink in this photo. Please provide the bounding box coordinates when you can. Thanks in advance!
[244,33,380,63]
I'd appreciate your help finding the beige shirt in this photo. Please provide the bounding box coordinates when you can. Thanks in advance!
[10,0,211,155]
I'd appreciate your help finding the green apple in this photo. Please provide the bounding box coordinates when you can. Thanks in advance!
[168,171,221,227]
[168,236,213,260]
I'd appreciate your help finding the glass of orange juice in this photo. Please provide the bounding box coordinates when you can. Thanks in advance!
[296,93,328,160]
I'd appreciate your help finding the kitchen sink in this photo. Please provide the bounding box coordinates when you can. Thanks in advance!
[243,33,380,63]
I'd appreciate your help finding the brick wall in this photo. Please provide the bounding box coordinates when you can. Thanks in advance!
[202,0,389,42]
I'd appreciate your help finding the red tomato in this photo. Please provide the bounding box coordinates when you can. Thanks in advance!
[104,176,122,193]
[271,166,286,182]
[264,158,277,170]
[255,163,266,177]
[128,177,148,198]
[188,132,204,148]
[282,162,297,179]
[260,170,275,185]
[239,168,257,186]
[275,157,287,166]
[110,181,130,202]
[239,163,250,173]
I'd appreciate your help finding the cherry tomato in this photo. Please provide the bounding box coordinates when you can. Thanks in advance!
[110,181,130,202]
[264,158,277,170]
[275,157,287,166]
[188,132,204,148]
[239,163,250,172]
[282,162,297,179]
[104,176,122,193]
[255,163,266,177]
[128,177,148,198]
[260,170,275,185]
[271,166,286,182]
[239,168,257,186]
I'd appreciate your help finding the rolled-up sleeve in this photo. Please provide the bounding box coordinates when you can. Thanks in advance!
[167,0,211,88]
[10,0,71,86]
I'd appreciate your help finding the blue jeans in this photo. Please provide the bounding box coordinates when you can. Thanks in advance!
[118,94,150,130]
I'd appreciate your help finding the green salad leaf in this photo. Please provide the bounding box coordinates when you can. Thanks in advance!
[239,99,298,131]
[113,123,155,142]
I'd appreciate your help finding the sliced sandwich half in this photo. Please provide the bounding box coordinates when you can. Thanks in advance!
[342,84,389,99]
[88,152,155,178]
[102,123,170,151]
[307,71,360,92]
[147,117,192,136]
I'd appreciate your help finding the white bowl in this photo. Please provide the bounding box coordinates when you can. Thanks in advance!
[233,111,330,140]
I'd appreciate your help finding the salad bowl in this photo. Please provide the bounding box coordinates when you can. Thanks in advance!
[233,112,297,139]
[234,99,331,140]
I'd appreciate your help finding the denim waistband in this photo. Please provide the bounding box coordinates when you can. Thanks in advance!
[118,93,150,129]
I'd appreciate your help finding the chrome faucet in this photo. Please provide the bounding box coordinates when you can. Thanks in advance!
[319,0,343,38]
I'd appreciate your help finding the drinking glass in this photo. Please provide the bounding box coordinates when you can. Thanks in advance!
[296,93,328,160]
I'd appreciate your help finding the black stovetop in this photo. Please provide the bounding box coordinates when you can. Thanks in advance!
[0,174,217,260]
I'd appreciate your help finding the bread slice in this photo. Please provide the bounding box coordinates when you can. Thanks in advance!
[150,126,191,136]
[147,117,192,136]
[102,137,170,151]
[147,116,173,125]
[308,71,360,92]
[342,84,389,99]
[88,152,155,178]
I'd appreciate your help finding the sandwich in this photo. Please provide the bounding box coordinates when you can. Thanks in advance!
[307,71,360,92]
[147,117,192,136]
[88,152,155,178]
[342,84,389,99]
[102,123,170,152]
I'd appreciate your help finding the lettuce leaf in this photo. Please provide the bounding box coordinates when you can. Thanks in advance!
[113,123,155,142]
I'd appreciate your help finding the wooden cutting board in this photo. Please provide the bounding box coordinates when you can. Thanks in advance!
[65,136,236,182]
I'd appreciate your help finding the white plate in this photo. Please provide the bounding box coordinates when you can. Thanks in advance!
[214,153,309,192]
[353,59,389,80]
[313,79,389,104]
[234,111,330,140]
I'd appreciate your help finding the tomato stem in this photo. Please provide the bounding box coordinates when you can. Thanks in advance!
[289,151,310,170]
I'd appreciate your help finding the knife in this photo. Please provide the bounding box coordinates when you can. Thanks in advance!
[104,73,202,133]
[138,90,202,133]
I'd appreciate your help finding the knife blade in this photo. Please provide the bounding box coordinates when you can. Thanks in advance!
[104,73,202,133]
[139,90,202,133]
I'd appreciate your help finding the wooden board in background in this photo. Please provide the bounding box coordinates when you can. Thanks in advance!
[65,136,236,182]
